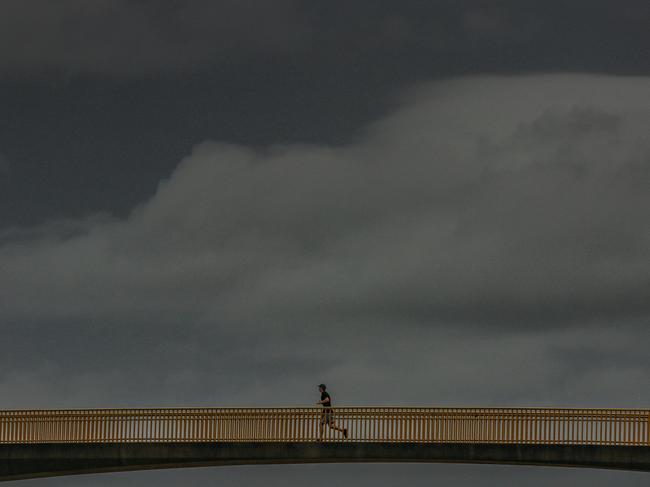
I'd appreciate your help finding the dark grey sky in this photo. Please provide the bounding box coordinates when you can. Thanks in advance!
[2,0,650,227]
[1,1,650,486]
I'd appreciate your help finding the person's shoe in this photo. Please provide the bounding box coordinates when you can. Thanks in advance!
[344,428,348,439]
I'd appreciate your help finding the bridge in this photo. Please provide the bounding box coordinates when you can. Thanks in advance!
[2,407,650,481]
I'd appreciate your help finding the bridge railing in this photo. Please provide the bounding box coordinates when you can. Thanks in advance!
[0,408,648,446]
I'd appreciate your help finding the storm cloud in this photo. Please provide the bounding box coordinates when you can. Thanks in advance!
[0,0,305,76]
[2,0,649,78]
[3,1,650,229]
[0,153,8,174]
[2,75,649,417]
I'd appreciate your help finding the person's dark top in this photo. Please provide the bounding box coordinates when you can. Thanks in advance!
[321,391,332,408]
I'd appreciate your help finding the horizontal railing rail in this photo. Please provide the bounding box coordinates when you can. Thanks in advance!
[0,408,648,446]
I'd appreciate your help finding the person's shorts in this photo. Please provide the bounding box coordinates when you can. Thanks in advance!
[321,408,333,424]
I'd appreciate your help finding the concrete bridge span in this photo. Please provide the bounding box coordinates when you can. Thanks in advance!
[2,407,649,481]
[3,442,650,481]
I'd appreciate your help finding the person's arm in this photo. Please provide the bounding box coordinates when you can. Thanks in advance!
[316,395,331,405]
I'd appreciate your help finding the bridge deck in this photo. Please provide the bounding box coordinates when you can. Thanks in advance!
[2,408,650,480]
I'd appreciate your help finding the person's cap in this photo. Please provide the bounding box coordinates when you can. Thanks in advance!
[318,383,326,389]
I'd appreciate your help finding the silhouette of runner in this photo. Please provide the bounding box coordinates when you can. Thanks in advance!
[317,384,347,439]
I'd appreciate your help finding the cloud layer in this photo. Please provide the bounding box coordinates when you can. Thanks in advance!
[0,0,305,76]
[1,75,649,411]
[2,1,649,77]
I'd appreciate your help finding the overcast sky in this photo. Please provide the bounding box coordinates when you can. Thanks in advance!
[1,1,650,486]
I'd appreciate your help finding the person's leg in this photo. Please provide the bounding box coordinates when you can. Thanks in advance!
[328,417,348,437]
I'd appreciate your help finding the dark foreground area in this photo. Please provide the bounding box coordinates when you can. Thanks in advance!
[2,442,650,481]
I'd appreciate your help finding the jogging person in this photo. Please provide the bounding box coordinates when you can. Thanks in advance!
[316,384,347,439]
